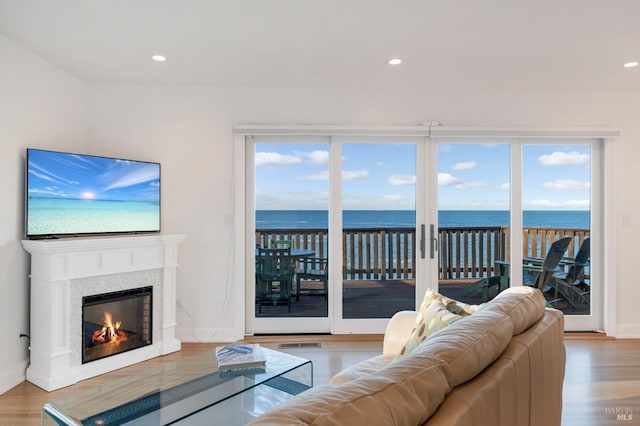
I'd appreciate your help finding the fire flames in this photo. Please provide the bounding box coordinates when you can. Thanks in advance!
[91,312,128,344]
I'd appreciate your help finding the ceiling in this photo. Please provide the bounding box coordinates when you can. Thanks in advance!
[0,0,638,90]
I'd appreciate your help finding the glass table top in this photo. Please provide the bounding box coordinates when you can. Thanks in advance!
[43,346,312,425]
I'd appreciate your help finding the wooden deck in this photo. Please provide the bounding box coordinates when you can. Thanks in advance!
[255,279,589,318]
[256,226,591,320]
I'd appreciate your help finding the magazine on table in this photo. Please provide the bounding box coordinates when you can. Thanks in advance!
[215,343,267,373]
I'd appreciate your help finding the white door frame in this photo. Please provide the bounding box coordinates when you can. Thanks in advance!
[243,135,331,335]
[430,135,608,331]
[235,125,618,337]
[330,135,428,334]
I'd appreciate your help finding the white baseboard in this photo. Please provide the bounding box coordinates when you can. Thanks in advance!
[0,360,28,395]
[176,327,241,343]
[612,324,640,338]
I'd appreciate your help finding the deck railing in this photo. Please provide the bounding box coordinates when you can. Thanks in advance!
[256,227,590,281]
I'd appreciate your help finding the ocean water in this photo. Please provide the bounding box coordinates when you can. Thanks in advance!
[27,198,160,236]
[256,210,590,230]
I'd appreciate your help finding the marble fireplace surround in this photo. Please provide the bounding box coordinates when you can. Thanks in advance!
[22,234,186,392]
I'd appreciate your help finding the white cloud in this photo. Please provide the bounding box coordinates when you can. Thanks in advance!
[497,182,510,190]
[454,181,491,189]
[343,169,370,180]
[528,199,561,208]
[255,190,329,210]
[298,150,329,165]
[388,174,416,186]
[526,199,590,209]
[299,168,370,181]
[28,169,56,183]
[300,170,329,180]
[453,161,477,171]
[438,173,489,189]
[438,173,461,186]
[255,152,302,166]
[564,199,590,208]
[538,151,589,166]
[28,187,71,197]
[28,161,79,185]
[439,199,509,210]
[342,194,413,210]
[543,179,590,190]
[103,164,159,191]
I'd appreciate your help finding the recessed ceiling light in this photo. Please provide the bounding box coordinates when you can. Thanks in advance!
[623,61,638,68]
[152,55,166,62]
[388,58,402,65]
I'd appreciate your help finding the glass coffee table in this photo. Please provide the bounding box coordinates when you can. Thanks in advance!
[43,347,312,425]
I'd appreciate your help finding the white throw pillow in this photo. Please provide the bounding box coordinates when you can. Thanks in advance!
[395,289,484,359]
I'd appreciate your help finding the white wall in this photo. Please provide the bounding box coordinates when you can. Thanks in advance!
[0,34,87,394]
[3,28,639,392]
[87,85,640,341]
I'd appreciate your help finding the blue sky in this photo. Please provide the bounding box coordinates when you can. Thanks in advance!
[28,150,160,202]
[254,142,591,211]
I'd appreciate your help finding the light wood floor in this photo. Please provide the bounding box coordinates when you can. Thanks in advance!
[0,335,638,425]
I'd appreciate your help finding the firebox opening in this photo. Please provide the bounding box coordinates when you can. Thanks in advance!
[82,286,153,364]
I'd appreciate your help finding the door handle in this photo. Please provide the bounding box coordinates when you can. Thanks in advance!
[430,224,438,259]
[420,224,426,259]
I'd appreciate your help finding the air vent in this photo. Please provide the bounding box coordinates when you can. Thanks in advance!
[278,342,321,349]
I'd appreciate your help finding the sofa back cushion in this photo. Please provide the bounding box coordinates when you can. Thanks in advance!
[248,356,452,425]
[412,309,514,387]
[426,309,565,426]
[488,286,546,335]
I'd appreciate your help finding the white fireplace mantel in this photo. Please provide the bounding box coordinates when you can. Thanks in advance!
[22,234,186,392]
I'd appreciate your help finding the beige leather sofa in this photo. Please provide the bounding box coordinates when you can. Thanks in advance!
[249,287,565,426]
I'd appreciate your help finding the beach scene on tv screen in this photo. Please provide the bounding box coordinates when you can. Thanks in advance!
[27,150,160,236]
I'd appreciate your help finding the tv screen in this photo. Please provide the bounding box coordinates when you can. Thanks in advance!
[26,148,160,239]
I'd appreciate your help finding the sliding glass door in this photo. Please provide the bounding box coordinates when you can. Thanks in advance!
[243,129,605,334]
[435,141,511,304]
[332,138,420,334]
[433,138,600,331]
[522,141,598,331]
[249,137,331,333]
[248,135,424,334]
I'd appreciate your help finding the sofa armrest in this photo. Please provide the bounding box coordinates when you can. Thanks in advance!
[382,310,417,356]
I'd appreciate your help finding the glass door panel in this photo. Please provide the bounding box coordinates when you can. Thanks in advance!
[436,142,511,304]
[254,142,329,321]
[522,144,592,317]
[341,142,417,319]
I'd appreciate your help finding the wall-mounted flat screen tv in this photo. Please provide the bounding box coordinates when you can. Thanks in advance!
[26,148,160,239]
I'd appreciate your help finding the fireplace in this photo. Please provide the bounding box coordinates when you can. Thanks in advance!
[82,287,153,364]
[22,234,186,391]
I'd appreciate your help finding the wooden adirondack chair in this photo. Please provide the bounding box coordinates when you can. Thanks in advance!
[463,236,572,303]
[548,237,590,306]
[271,239,294,249]
[295,257,328,301]
[256,248,295,312]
